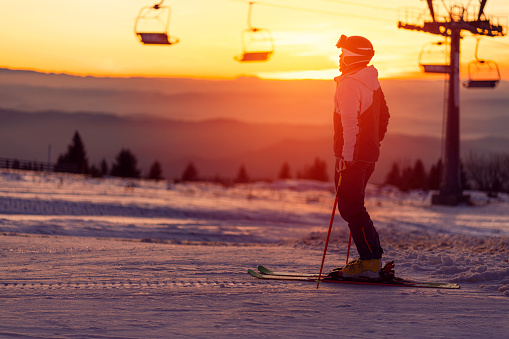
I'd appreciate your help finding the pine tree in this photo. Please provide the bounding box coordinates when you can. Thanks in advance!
[235,165,250,183]
[428,159,442,190]
[385,162,401,187]
[400,165,414,192]
[182,162,199,181]
[100,159,109,177]
[300,158,328,182]
[412,159,427,190]
[278,162,291,180]
[148,161,164,181]
[89,164,102,178]
[110,149,141,178]
[56,131,89,173]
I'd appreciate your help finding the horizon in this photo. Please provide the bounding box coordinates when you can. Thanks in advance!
[0,66,480,82]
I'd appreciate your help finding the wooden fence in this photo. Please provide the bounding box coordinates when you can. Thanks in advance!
[0,157,78,173]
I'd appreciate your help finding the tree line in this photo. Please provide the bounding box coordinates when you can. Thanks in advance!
[54,131,331,183]
[14,130,509,195]
[384,159,445,192]
[384,154,509,197]
[54,131,163,180]
[181,157,328,183]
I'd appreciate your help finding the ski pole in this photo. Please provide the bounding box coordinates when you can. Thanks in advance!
[345,232,352,266]
[317,160,345,289]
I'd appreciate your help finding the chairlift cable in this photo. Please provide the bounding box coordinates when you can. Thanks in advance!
[464,0,473,12]
[316,0,397,13]
[228,0,394,24]
[440,0,451,16]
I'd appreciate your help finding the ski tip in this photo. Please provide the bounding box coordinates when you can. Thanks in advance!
[248,269,264,278]
[257,265,271,274]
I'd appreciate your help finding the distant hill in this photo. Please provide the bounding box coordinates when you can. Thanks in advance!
[2,109,508,183]
[1,68,508,139]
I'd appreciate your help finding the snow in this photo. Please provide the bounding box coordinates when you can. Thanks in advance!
[1,169,508,338]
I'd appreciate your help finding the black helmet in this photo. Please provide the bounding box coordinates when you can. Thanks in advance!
[336,35,374,72]
[336,35,374,58]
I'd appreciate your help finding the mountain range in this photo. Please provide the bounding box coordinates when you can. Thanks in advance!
[1,109,508,183]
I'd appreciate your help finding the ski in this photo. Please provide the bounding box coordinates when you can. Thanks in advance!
[249,263,460,289]
[249,269,320,282]
[257,265,320,278]
[248,269,460,289]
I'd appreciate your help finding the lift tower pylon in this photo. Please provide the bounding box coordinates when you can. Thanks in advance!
[398,0,506,205]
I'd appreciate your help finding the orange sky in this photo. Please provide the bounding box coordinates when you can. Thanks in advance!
[0,0,508,80]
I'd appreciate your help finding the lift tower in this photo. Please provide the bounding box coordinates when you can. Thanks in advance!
[398,0,506,205]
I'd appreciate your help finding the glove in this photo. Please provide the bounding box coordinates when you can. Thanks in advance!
[335,158,346,173]
[335,158,355,173]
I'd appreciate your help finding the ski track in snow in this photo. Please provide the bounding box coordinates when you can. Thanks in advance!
[1,170,509,338]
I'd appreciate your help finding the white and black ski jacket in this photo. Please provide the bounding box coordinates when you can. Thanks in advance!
[333,65,390,162]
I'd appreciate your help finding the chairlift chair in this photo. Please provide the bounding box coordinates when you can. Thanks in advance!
[134,1,179,45]
[463,60,500,88]
[418,41,450,74]
[234,27,275,62]
[463,39,500,89]
[234,2,274,62]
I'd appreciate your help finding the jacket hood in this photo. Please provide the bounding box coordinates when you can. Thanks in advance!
[334,65,380,90]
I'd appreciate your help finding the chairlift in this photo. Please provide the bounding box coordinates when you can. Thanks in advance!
[463,39,500,89]
[134,1,179,45]
[418,40,450,74]
[234,2,275,62]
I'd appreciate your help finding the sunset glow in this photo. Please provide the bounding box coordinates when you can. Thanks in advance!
[0,0,508,80]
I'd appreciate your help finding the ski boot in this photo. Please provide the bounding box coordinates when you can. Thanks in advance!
[341,258,382,279]
[327,260,396,281]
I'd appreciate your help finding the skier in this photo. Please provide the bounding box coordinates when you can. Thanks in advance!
[333,35,390,278]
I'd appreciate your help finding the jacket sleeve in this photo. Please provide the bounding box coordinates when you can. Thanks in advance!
[378,89,390,142]
[336,80,361,162]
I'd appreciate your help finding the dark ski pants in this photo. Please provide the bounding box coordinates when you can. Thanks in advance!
[335,160,383,260]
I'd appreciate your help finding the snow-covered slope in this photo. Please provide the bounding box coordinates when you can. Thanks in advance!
[1,170,508,337]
